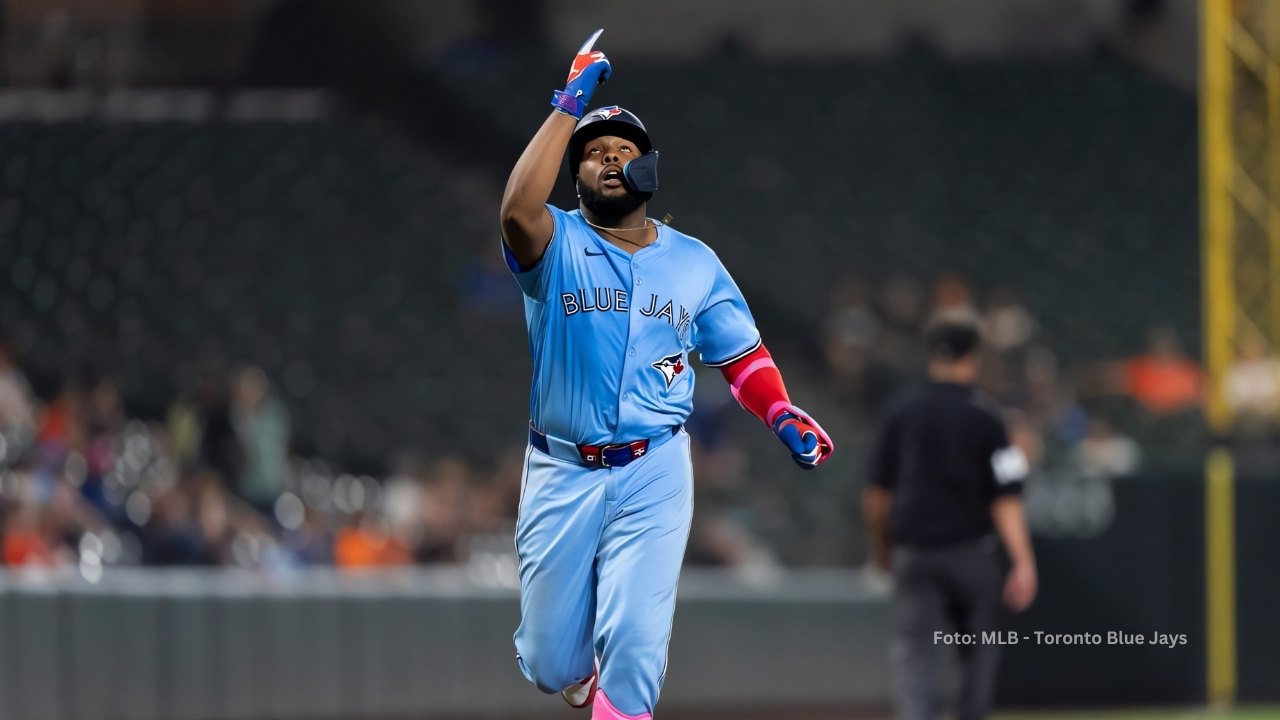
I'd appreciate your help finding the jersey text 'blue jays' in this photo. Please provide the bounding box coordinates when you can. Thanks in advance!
[561,290,692,338]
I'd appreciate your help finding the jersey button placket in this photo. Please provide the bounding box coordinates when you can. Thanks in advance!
[618,265,641,431]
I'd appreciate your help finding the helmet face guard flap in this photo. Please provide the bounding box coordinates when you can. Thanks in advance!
[568,106,659,195]
[621,150,659,194]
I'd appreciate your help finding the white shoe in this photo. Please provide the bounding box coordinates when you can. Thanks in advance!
[561,660,599,709]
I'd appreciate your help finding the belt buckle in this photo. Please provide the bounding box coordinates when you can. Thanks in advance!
[583,439,652,469]
[599,442,628,468]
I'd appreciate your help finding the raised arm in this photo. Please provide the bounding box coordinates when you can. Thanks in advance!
[499,29,611,269]
[499,113,574,267]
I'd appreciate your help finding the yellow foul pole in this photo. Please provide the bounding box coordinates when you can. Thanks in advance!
[1200,0,1236,706]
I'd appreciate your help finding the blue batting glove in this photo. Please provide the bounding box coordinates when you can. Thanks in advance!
[551,29,612,118]
[771,404,835,470]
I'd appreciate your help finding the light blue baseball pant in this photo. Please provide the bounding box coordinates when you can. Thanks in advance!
[514,428,693,717]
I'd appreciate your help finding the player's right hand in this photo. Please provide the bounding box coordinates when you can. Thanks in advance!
[551,29,612,119]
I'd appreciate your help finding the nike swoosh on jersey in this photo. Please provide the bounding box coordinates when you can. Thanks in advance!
[584,248,606,256]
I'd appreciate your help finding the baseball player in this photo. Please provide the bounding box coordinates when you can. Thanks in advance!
[499,29,834,719]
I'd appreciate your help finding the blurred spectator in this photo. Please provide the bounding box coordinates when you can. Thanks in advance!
[1021,345,1072,435]
[183,369,243,489]
[2,463,62,567]
[383,460,427,553]
[166,367,204,470]
[416,456,470,563]
[1074,419,1142,479]
[488,445,526,522]
[2,463,102,567]
[85,376,127,438]
[687,435,755,569]
[0,339,38,465]
[3,502,62,566]
[823,276,880,403]
[978,347,1013,400]
[686,513,781,579]
[824,277,880,372]
[867,274,926,411]
[466,446,524,537]
[79,376,125,511]
[1224,332,1280,428]
[983,288,1037,354]
[931,273,977,317]
[231,366,290,513]
[335,512,411,568]
[194,469,235,565]
[281,506,335,565]
[143,482,215,565]
[1120,326,1203,415]
[36,379,86,461]
[878,274,925,359]
[1005,408,1045,470]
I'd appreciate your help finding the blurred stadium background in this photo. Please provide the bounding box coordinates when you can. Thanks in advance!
[1,0,1279,718]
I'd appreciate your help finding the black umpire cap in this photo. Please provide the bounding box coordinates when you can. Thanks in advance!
[924,313,983,361]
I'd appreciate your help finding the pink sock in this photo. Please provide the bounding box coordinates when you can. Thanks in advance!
[591,690,651,720]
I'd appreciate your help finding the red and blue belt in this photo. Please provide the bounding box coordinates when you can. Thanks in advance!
[529,424,681,469]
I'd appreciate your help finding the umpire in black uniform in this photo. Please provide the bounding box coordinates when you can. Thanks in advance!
[862,314,1037,720]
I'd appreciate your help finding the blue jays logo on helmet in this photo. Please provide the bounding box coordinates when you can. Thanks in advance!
[651,353,685,389]
[590,106,623,121]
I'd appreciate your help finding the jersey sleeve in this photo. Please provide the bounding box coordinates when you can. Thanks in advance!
[502,204,570,301]
[983,414,1028,498]
[692,253,762,366]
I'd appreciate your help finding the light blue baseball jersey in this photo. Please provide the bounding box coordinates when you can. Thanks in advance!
[504,204,760,445]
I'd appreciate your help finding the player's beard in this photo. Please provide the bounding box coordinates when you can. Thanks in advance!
[577,179,647,220]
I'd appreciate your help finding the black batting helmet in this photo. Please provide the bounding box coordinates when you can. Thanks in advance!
[567,106,655,186]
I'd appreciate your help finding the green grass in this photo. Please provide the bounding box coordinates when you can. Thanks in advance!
[996,708,1280,720]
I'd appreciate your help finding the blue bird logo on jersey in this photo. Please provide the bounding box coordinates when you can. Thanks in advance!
[651,353,685,389]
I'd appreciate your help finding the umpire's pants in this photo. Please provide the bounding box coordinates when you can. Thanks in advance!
[889,535,1004,720]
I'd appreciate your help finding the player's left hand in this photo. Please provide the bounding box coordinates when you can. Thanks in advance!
[771,404,834,470]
